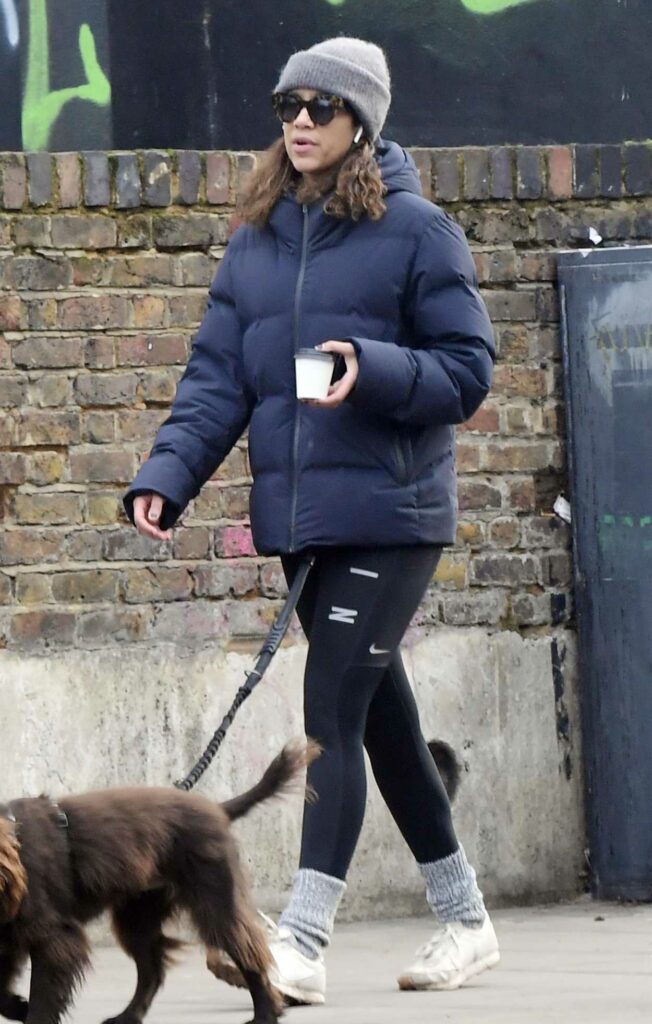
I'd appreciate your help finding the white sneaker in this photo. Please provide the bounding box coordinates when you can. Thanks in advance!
[267,924,326,1006]
[398,915,500,991]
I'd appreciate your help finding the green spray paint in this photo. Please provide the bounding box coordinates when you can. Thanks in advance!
[324,0,542,10]
[22,0,111,150]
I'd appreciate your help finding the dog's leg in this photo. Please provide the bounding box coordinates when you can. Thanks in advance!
[25,924,90,1024]
[0,950,28,1022]
[102,890,180,1024]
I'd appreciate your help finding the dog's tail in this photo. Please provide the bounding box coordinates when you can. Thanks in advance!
[428,738,462,803]
[222,740,320,822]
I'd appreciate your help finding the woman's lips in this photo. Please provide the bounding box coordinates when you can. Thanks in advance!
[292,139,316,153]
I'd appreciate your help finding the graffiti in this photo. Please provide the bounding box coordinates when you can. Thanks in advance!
[598,514,652,555]
[22,0,111,151]
[1,0,18,46]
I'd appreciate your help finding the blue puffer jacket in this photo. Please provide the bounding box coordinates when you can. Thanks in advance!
[124,140,495,554]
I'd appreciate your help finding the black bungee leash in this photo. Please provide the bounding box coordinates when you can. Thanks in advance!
[174,553,315,791]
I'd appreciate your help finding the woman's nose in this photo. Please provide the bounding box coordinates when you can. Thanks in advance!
[294,105,315,129]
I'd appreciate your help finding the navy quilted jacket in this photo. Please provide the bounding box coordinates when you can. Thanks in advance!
[124,140,495,554]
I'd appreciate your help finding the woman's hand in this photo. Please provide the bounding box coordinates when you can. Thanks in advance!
[133,493,172,541]
[309,340,359,408]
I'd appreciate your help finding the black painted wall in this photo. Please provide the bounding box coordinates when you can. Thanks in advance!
[2,0,651,151]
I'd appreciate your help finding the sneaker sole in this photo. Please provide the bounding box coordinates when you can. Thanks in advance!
[398,950,500,991]
[271,980,326,1006]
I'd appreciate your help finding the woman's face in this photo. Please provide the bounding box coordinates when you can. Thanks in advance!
[281,89,358,178]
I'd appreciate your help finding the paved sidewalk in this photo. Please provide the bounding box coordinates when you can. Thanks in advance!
[21,899,652,1023]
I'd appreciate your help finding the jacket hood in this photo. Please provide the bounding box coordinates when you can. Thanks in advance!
[374,138,422,196]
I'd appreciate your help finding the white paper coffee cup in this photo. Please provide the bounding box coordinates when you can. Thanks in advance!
[294,348,335,400]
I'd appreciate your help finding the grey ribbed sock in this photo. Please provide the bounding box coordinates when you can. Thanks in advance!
[279,868,347,960]
[419,845,486,926]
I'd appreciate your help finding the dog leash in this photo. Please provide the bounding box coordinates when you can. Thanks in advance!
[174,553,315,792]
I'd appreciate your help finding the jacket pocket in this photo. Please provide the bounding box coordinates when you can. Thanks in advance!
[392,433,414,486]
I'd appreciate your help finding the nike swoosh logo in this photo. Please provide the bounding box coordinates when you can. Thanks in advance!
[369,644,391,655]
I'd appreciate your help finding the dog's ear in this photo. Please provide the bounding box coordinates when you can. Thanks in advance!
[0,819,28,922]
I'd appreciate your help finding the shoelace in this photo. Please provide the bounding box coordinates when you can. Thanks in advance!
[415,924,458,959]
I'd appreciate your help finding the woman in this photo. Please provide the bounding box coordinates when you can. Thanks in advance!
[124,36,498,1006]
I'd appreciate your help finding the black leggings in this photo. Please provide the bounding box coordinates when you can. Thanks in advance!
[281,545,458,881]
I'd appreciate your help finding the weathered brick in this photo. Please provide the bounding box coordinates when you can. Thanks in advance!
[110,255,175,287]
[27,297,58,329]
[69,448,136,484]
[189,483,223,520]
[82,411,116,444]
[116,333,188,367]
[473,248,516,285]
[25,452,65,485]
[521,515,570,549]
[455,440,481,473]
[123,565,192,603]
[535,286,560,323]
[59,295,130,330]
[545,147,572,200]
[510,593,551,626]
[132,295,168,328]
[483,289,536,322]
[1,155,26,209]
[172,528,211,560]
[13,336,82,368]
[459,403,499,433]
[63,529,104,561]
[27,152,53,206]
[153,214,214,248]
[51,569,118,603]
[177,151,202,205]
[177,253,216,287]
[86,492,121,525]
[0,375,26,406]
[463,149,490,200]
[117,215,153,249]
[488,516,521,548]
[0,295,26,329]
[481,442,552,473]
[13,215,51,247]
[55,153,82,208]
[0,453,26,485]
[147,600,225,644]
[471,553,537,586]
[516,148,543,199]
[440,589,507,626]
[0,528,61,565]
[489,147,513,199]
[599,145,623,198]
[624,143,652,196]
[574,144,599,198]
[75,372,138,408]
[455,520,485,548]
[83,152,111,206]
[493,365,548,398]
[143,152,172,206]
[16,410,80,446]
[516,251,556,283]
[540,551,572,586]
[0,336,11,369]
[495,323,529,361]
[206,152,230,204]
[77,606,153,645]
[0,216,10,246]
[51,215,117,249]
[116,408,166,442]
[168,293,207,326]
[457,480,502,511]
[215,525,256,558]
[14,492,83,525]
[70,255,110,286]
[220,486,250,518]
[0,412,16,445]
[15,573,52,604]
[509,477,537,511]
[0,572,12,604]
[503,404,540,435]
[26,373,72,408]
[212,446,249,482]
[10,610,76,648]
[434,553,468,590]
[193,562,259,598]
[259,561,288,599]
[85,336,116,369]
[433,150,460,202]
[103,528,171,562]
[234,153,256,197]
[113,153,141,209]
[138,368,182,403]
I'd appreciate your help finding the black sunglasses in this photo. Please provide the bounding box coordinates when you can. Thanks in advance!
[272,92,350,127]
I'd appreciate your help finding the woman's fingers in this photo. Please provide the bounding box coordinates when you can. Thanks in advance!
[133,494,172,541]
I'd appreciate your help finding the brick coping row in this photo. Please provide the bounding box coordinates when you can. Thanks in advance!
[0,142,651,212]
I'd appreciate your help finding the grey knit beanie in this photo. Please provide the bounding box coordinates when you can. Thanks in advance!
[274,37,391,142]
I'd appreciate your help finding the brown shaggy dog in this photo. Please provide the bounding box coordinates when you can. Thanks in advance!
[0,743,317,1024]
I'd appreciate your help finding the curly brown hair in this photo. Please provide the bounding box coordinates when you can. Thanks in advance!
[237,137,388,228]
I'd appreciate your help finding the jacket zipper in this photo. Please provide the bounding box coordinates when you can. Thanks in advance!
[289,204,310,552]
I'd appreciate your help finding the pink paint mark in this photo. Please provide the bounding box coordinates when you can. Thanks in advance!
[221,525,256,558]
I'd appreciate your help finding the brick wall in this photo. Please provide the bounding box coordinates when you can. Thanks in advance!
[1,143,651,653]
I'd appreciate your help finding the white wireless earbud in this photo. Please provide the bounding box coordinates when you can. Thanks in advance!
[353,126,363,144]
